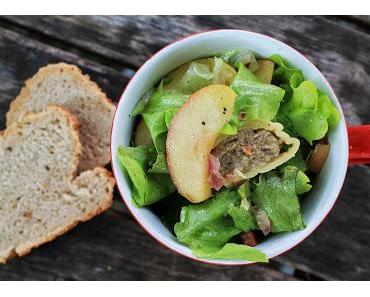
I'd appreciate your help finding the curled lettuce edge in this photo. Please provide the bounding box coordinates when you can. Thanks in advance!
[192,243,268,263]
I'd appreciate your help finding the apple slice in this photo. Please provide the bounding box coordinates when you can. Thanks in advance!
[254,59,275,84]
[166,85,236,203]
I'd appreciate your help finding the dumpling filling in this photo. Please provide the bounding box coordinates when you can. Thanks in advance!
[209,121,300,188]
[212,128,281,177]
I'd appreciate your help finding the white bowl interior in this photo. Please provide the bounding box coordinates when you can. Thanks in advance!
[111,30,348,265]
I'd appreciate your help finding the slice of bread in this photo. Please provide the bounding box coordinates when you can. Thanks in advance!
[0,106,115,264]
[6,63,115,171]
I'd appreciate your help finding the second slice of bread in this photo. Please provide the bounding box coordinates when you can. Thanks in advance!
[0,106,115,264]
[6,63,116,171]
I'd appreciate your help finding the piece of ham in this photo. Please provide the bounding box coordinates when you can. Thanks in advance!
[241,231,258,247]
[208,154,226,191]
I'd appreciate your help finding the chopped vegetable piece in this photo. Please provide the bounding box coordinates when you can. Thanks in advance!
[241,231,258,247]
[308,143,330,173]
[254,59,275,84]
[134,119,153,146]
[251,207,271,235]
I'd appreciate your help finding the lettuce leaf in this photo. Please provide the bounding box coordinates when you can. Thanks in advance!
[217,49,259,71]
[174,189,240,243]
[132,83,188,172]
[228,182,257,231]
[251,166,306,232]
[318,90,341,128]
[228,206,257,231]
[229,64,285,127]
[164,57,236,94]
[183,217,241,250]
[220,122,238,135]
[280,147,308,172]
[148,152,168,174]
[295,169,312,195]
[287,81,328,142]
[192,243,268,263]
[271,55,340,143]
[117,145,175,207]
[138,83,188,151]
[270,54,304,89]
[174,188,267,263]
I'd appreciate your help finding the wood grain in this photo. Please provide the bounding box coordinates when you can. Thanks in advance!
[0,23,293,281]
[1,15,370,280]
[0,208,297,281]
[0,23,131,130]
[347,15,370,26]
[276,165,370,280]
[3,15,369,126]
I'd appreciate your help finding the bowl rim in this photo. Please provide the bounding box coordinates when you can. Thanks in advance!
[110,29,348,266]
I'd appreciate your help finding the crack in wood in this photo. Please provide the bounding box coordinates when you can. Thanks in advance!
[0,17,138,72]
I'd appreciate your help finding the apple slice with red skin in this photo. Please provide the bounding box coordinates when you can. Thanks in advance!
[166,84,236,203]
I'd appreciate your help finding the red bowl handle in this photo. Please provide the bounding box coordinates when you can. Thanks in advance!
[348,125,370,165]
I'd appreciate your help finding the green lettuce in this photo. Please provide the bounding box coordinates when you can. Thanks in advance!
[217,49,259,71]
[270,54,304,90]
[192,243,268,263]
[174,189,239,244]
[280,147,308,172]
[319,90,341,128]
[283,81,335,143]
[295,169,312,195]
[132,83,188,172]
[117,145,175,207]
[148,152,168,174]
[271,55,340,143]
[229,64,285,128]
[164,57,236,94]
[228,206,257,231]
[251,166,307,232]
[183,217,241,250]
[273,107,299,138]
[174,188,267,262]
[132,82,187,117]
[228,183,257,231]
[220,122,238,135]
[133,82,188,150]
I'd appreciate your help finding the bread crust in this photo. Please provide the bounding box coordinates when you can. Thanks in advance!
[6,63,116,171]
[6,63,115,125]
[0,107,115,264]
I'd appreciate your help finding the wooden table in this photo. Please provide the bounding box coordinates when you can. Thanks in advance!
[0,16,369,281]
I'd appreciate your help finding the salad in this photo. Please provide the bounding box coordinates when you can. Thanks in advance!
[118,49,340,262]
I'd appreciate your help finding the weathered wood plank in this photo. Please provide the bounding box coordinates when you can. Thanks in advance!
[3,15,369,126]
[0,23,131,130]
[275,165,370,280]
[3,15,369,280]
[0,209,297,281]
[347,15,370,26]
[0,25,291,280]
